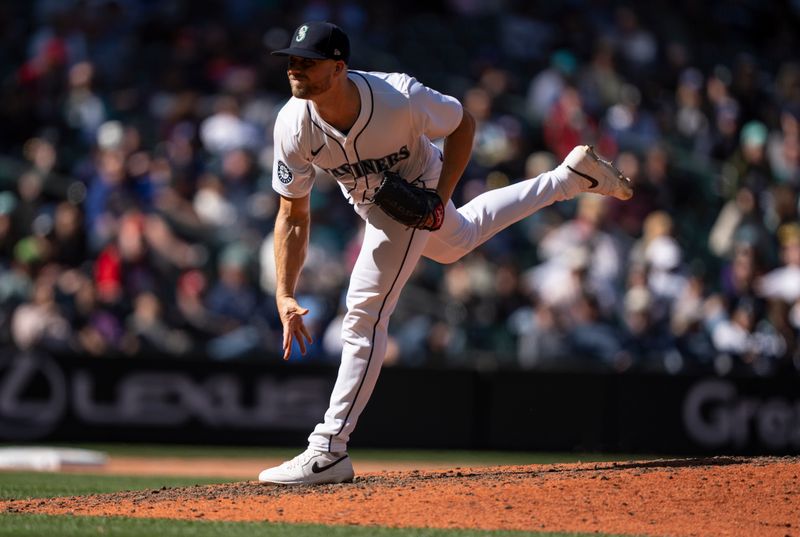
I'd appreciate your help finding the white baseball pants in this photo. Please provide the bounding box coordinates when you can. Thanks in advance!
[308,166,578,452]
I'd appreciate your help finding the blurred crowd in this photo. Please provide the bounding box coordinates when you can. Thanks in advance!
[1,0,799,376]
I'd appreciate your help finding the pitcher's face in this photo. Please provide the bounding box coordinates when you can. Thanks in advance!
[287,57,339,99]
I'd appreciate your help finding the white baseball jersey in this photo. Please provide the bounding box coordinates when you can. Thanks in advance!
[272,71,463,217]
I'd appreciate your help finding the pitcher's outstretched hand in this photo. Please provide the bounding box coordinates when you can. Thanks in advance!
[277,296,313,360]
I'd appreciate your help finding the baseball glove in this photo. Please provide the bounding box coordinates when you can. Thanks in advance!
[372,171,444,231]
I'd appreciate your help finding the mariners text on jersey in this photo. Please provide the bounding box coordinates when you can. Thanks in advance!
[323,145,410,179]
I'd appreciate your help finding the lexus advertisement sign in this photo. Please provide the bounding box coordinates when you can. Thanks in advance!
[0,349,334,445]
[0,352,67,441]
[0,348,797,454]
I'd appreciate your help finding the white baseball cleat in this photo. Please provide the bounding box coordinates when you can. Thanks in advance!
[258,448,354,485]
[562,145,633,200]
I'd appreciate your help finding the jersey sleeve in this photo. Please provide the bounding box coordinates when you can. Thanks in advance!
[272,115,316,198]
[408,78,464,140]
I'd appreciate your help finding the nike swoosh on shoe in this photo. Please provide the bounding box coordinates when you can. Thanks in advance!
[311,455,349,474]
[566,165,599,189]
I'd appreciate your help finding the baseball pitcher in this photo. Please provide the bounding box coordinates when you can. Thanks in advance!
[259,21,632,485]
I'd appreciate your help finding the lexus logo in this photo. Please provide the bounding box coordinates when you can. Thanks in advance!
[0,350,66,440]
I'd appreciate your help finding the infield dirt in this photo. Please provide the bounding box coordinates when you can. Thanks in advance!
[3,456,798,537]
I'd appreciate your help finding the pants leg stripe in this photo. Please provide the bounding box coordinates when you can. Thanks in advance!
[328,227,418,452]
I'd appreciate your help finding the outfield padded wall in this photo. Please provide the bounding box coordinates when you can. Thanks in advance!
[0,349,798,454]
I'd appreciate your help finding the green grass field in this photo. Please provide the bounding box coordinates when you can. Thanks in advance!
[0,444,651,537]
[0,514,643,537]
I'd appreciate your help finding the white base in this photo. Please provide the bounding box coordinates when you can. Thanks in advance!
[0,447,108,471]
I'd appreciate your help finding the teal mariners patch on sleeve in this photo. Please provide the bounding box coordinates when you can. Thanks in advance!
[277,161,293,184]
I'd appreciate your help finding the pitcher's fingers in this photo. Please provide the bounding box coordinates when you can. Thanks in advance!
[282,327,291,350]
[300,323,313,346]
[282,328,292,360]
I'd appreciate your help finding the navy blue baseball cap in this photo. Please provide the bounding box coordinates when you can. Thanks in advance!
[272,22,350,63]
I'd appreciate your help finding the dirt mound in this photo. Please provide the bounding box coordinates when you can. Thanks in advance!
[4,456,798,536]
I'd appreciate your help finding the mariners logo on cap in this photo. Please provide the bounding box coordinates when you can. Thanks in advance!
[296,25,308,42]
[277,161,293,184]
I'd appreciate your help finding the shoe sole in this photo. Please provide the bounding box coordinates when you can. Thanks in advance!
[259,476,354,485]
